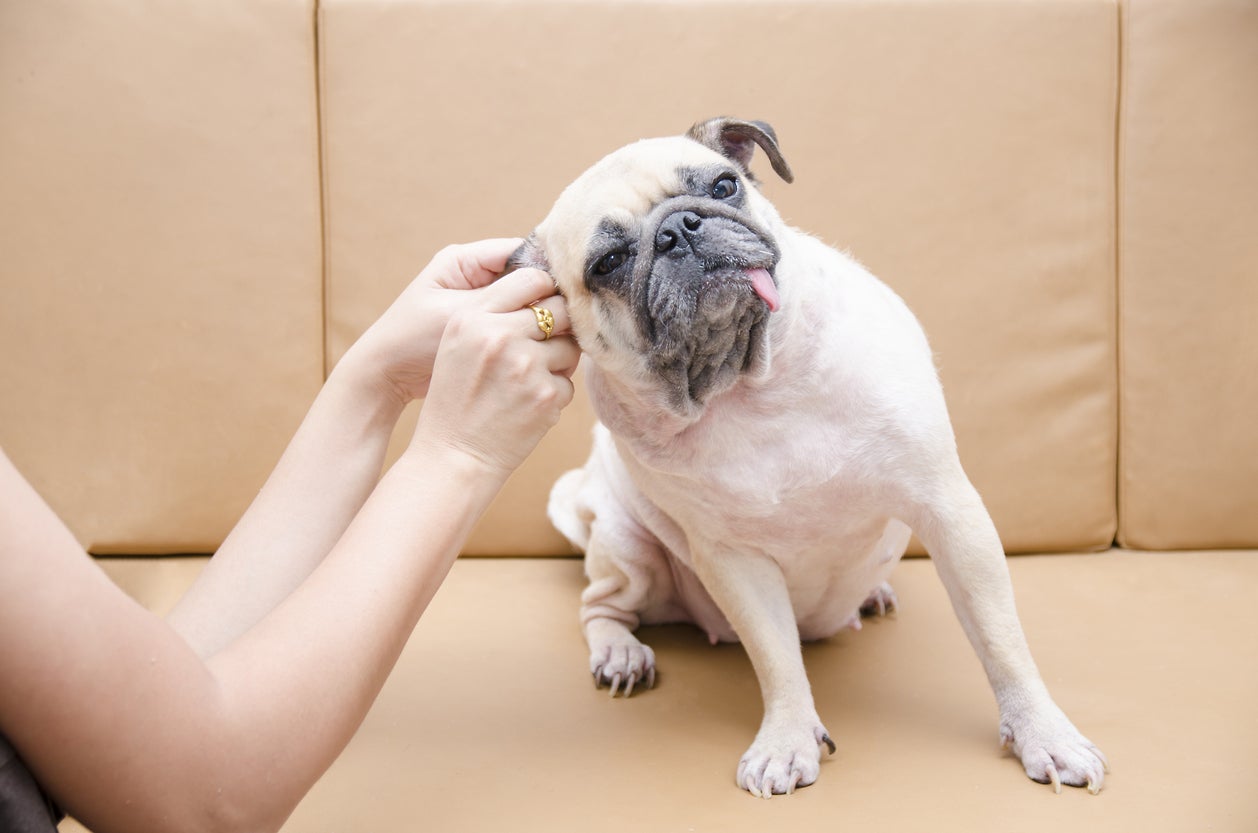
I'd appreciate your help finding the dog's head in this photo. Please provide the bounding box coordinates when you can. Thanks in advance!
[511,117,794,415]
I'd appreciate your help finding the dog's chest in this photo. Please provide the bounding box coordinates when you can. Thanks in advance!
[618,408,898,637]
[622,379,891,556]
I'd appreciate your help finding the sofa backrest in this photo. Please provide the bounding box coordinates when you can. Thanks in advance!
[0,0,323,554]
[1,0,1254,556]
[1116,0,1258,549]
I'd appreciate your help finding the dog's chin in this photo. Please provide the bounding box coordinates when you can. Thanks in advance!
[643,268,775,414]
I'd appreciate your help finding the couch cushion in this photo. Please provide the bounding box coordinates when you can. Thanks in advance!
[77,550,1258,831]
[319,0,1119,555]
[0,0,324,553]
[1117,0,1258,548]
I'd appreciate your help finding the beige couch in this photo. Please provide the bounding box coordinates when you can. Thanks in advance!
[2,0,1256,830]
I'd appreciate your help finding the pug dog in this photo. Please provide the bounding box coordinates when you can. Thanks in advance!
[509,118,1107,798]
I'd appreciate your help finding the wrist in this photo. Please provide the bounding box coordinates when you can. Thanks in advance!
[392,434,512,516]
[327,345,410,423]
[401,430,513,489]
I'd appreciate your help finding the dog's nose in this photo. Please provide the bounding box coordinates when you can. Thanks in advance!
[655,211,703,254]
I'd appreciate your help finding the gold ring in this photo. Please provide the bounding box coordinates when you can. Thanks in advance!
[530,304,555,340]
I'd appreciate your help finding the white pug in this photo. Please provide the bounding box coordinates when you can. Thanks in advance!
[510,118,1107,797]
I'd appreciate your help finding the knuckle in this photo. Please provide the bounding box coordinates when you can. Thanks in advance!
[526,269,558,298]
[510,353,534,379]
[535,383,559,408]
[523,270,553,290]
[445,308,477,333]
[435,242,463,262]
[429,243,461,272]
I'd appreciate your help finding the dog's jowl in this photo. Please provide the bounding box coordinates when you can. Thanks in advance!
[518,118,1106,798]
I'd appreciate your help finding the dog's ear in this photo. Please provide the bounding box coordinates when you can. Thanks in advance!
[686,117,794,184]
[506,232,550,274]
[505,232,563,295]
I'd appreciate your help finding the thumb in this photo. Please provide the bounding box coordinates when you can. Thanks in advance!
[428,238,525,290]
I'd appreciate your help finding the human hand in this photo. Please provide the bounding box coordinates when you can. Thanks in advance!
[408,269,580,477]
[342,239,553,406]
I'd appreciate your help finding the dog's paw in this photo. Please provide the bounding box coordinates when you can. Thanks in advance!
[588,629,656,698]
[859,581,898,618]
[736,723,836,798]
[1000,701,1108,794]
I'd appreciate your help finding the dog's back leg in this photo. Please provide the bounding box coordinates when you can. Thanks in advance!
[856,520,911,622]
[581,511,684,697]
[858,581,898,619]
[552,429,690,698]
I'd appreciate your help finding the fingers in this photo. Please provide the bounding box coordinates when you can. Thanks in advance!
[414,304,577,474]
[422,240,562,331]
[543,334,581,378]
[429,238,526,290]
[521,294,572,342]
[549,371,577,411]
[484,266,559,313]
[520,294,580,377]
[513,298,580,377]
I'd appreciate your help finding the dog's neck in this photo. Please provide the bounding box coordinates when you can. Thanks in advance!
[584,361,701,445]
[585,305,805,453]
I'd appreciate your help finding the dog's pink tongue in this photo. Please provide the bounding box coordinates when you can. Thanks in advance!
[748,268,780,312]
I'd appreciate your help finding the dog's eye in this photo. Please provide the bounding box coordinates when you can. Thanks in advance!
[711,174,739,200]
[594,251,627,276]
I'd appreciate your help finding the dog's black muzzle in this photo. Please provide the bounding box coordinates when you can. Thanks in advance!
[631,198,780,410]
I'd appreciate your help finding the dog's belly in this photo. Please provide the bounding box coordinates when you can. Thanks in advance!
[623,449,911,642]
[733,517,904,641]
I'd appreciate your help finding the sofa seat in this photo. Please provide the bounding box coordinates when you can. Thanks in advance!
[59,549,1258,832]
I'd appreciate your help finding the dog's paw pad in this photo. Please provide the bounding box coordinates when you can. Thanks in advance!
[737,724,833,797]
[589,639,656,698]
[859,581,898,618]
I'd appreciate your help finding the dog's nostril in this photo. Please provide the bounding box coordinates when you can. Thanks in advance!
[656,212,702,254]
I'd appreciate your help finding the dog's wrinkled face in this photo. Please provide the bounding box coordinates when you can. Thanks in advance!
[514,119,794,414]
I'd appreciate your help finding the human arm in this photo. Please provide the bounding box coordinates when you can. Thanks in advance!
[0,443,503,833]
[0,256,579,833]
[165,239,557,658]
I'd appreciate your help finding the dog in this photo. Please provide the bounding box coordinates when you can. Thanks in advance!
[509,117,1107,797]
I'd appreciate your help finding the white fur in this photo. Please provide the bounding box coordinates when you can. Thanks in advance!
[541,135,1107,797]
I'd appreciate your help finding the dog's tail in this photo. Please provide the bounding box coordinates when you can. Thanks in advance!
[548,467,594,552]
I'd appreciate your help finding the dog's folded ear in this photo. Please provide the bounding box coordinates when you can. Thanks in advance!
[686,117,794,184]
[506,232,551,274]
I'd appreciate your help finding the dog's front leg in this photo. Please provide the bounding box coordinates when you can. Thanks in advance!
[690,548,833,797]
[913,472,1107,793]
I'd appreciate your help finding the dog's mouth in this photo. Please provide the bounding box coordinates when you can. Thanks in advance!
[633,211,780,410]
[746,266,781,312]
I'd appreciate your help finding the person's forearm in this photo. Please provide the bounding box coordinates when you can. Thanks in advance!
[8,443,505,833]
[166,351,406,657]
[199,442,506,831]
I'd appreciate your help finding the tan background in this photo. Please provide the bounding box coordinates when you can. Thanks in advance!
[319,0,1119,555]
[1,1,1255,830]
[1,0,1255,555]
[63,549,1258,832]
[0,0,323,553]
[1117,0,1258,549]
